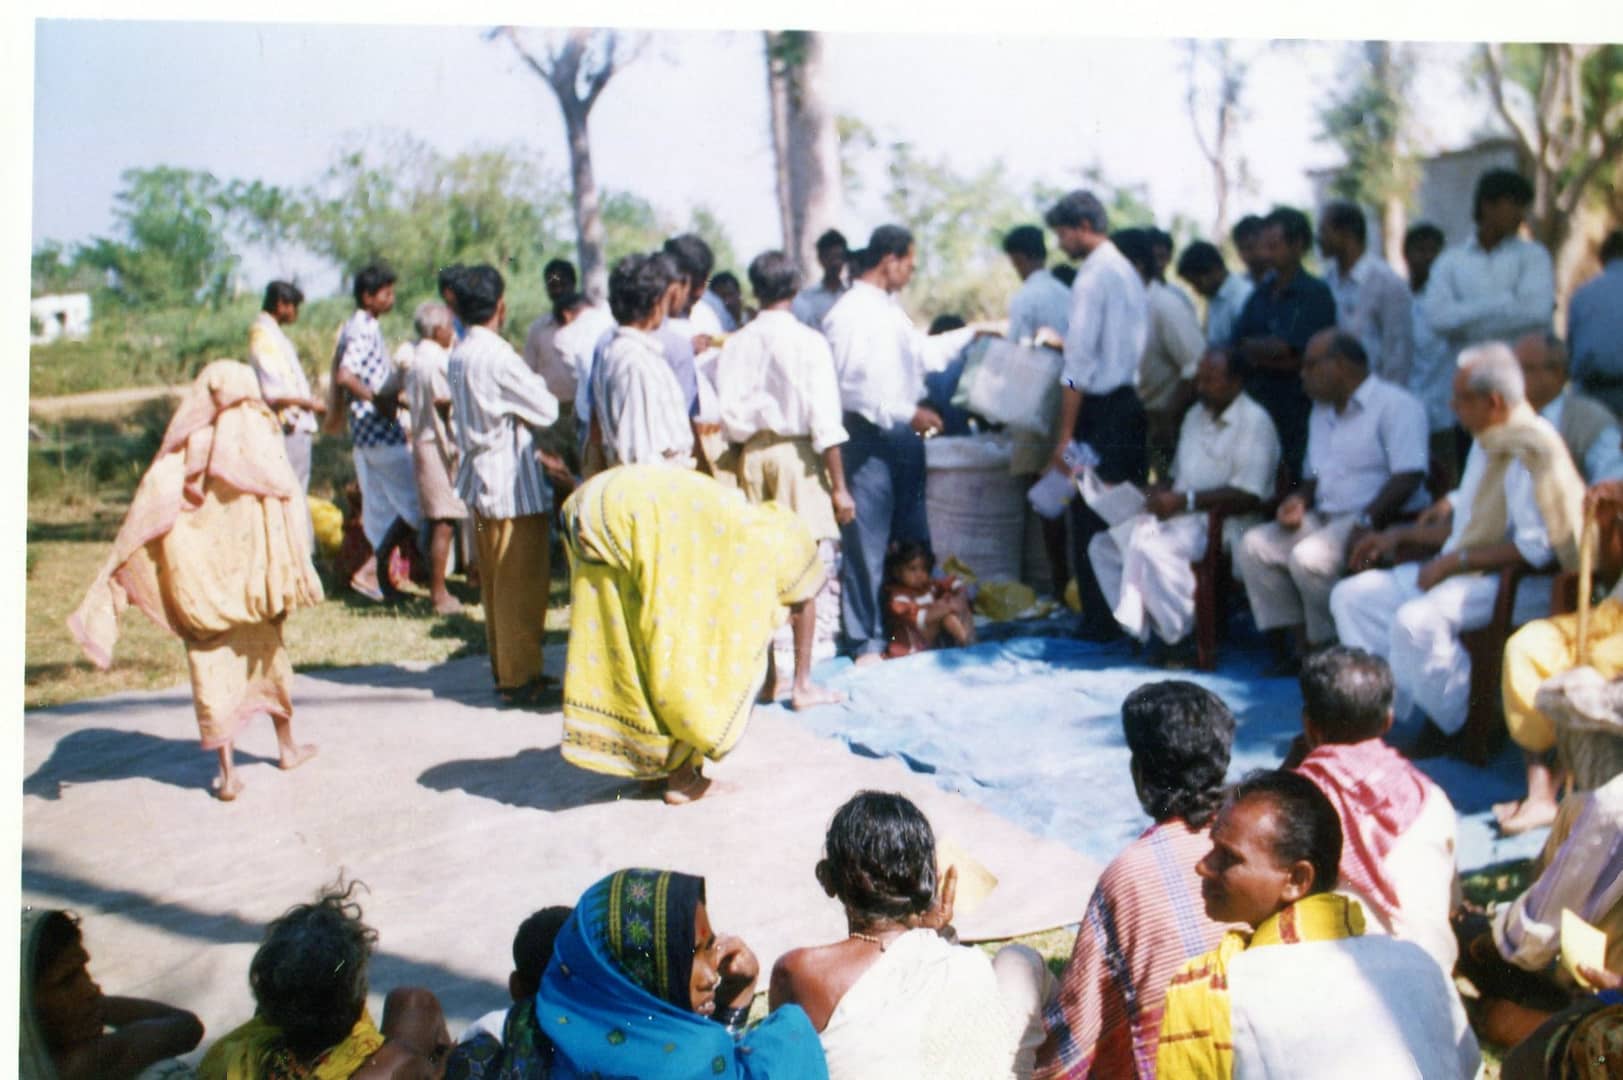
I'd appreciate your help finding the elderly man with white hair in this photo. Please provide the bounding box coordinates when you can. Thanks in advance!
[402,299,467,615]
[1331,341,1586,748]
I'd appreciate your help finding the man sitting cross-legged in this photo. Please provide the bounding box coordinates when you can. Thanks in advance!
[1331,340,1585,752]
[1034,681,1241,1079]
[1285,646,1460,975]
[1157,770,1480,1079]
[1088,347,1278,662]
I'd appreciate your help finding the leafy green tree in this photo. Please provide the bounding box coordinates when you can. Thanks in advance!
[687,205,738,275]
[31,241,100,296]
[1479,43,1623,303]
[77,166,238,307]
[1319,42,1419,265]
[600,190,672,267]
[297,136,570,300]
[884,142,1034,321]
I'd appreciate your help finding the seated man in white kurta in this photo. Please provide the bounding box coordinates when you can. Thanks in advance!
[1331,341,1585,744]
[1089,347,1279,652]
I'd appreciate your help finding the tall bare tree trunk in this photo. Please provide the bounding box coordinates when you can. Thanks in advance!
[767,32,843,280]
[497,27,640,304]
[764,33,794,257]
[560,102,607,303]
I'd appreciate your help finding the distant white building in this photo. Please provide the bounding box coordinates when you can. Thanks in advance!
[30,293,93,345]
[1307,137,1523,258]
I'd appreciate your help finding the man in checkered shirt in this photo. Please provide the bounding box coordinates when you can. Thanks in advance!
[333,262,422,601]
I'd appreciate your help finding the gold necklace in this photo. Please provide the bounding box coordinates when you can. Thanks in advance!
[849,931,889,951]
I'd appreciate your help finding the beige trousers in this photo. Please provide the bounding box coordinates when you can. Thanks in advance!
[1234,511,1358,644]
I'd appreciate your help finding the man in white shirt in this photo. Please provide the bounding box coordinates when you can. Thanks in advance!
[591,252,697,470]
[1425,169,1554,364]
[1001,225,1073,344]
[1117,228,1206,480]
[1002,223,1074,590]
[715,249,855,708]
[822,224,978,663]
[1235,330,1428,671]
[1402,224,1461,491]
[446,265,562,701]
[1331,342,1575,744]
[247,280,325,548]
[1177,241,1254,349]
[1089,348,1279,653]
[1318,201,1414,387]
[1514,331,1623,482]
[792,228,848,330]
[1041,190,1150,640]
[520,258,580,397]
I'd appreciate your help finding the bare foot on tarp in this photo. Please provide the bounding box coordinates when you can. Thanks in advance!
[853,653,885,669]
[791,683,845,711]
[212,773,244,801]
[1494,798,1558,836]
[278,744,319,771]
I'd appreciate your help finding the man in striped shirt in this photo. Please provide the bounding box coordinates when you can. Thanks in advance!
[447,265,562,703]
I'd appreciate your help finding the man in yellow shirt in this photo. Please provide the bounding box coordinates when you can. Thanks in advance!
[1157,770,1478,1079]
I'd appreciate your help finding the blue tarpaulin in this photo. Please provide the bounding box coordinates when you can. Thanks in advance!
[783,628,1546,875]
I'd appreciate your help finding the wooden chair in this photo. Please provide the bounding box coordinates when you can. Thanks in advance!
[1457,510,1623,765]
[1192,465,1292,671]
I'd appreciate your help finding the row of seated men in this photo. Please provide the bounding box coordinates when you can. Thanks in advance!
[22,648,1620,1079]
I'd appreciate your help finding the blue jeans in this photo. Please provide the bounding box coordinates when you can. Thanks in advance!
[838,412,930,656]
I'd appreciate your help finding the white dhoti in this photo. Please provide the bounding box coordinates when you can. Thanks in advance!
[1329,562,1553,734]
[353,442,424,549]
[1089,513,1207,644]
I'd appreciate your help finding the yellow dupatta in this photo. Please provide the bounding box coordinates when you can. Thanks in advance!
[1157,893,1365,1080]
[560,466,824,778]
[197,1012,383,1080]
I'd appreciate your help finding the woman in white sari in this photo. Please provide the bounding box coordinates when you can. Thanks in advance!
[768,792,1047,1079]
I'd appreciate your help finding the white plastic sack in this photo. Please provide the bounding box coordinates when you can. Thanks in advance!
[965,339,1062,433]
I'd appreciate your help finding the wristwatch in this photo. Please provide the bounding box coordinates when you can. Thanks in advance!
[1354,512,1374,530]
[1186,490,1198,513]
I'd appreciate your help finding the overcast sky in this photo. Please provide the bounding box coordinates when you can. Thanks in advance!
[30,21,1510,296]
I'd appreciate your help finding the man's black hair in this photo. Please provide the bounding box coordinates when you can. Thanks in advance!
[352,262,397,307]
[1121,681,1236,828]
[1473,168,1535,221]
[815,229,849,255]
[1225,770,1343,895]
[1263,206,1313,249]
[544,258,578,285]
[1110,227,1156,278]
[747,250,800,306]
[866,224,914,261]
[262,280,304,313]
[1176,241,1226,279]
[662,234,715,286]
[1231,214,1266,245]
[1044,190,1109,233]
[1002,224,1047,262]
[1403,223,1445,251]
[608,252,676,326]
[1299,646,1394,744]
[451,264,505,326]
[511,906,573,997]
[1322,201,1367,243]
[1323,329,1370,369]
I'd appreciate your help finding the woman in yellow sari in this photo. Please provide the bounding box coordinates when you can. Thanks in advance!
[68,361,324,800]
[561,465,825,803]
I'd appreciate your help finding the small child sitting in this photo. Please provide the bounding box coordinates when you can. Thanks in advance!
[883,541,976,658]
[445,906,573,1077]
